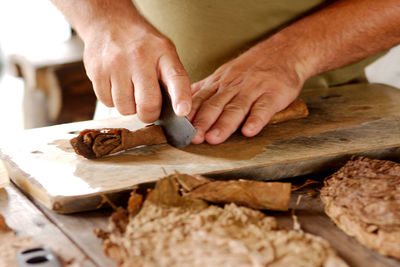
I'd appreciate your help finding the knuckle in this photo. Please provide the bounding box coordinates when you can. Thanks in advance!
[129,46,147,61]
[107,51,125,68]
[224,102,247,115]
[165,65,188,79]
[92,85,113,107]
[116,105,135,116]
[159,37,175,50]
[192,117,209,128]
[247,114,265,125]
[98,96,114,108]
[137,101,161,114]
[203,99,222,111]
[88,71,102,85]
[220,76,243,88]
[84,61,102,81]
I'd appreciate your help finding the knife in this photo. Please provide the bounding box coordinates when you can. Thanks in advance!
[155,82,196,148]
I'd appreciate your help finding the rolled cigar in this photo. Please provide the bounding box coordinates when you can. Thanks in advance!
[269,99,309,124]
[70,125,167,159]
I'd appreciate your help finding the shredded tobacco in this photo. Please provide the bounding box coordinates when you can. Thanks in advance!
[321,157,400,259]
[95,173,347,267]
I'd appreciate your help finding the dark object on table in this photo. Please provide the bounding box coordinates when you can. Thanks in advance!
[17,247,62,267]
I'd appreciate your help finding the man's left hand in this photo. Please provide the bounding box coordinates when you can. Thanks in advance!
[188,41,306,144]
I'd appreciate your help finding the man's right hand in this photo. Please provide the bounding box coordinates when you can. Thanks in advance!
[51,0,192,123]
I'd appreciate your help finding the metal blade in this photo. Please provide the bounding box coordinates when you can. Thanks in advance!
[155,83,196,148]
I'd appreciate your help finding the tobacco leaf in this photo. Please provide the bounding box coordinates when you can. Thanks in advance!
[269,99,309,124]
[180,176,291,211]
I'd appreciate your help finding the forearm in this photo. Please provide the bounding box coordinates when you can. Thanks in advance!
[255,0,400,82]
[50,0,149,40]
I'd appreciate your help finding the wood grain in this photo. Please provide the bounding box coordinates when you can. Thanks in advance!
[37,205,116,267]
[1,83,400,213]
[0,184,95,266]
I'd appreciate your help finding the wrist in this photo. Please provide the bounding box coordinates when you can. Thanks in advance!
[72,1,151,44]
[250,33,312,91]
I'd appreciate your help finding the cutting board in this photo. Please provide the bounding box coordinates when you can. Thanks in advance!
[1,83,400,213]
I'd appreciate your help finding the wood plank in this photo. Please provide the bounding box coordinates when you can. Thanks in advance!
[0,183,95,266]
[2,83,400,213]
[272,177,400,267]
[38,205,116,267]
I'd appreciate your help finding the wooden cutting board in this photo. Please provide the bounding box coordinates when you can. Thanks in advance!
[1,83,400,213]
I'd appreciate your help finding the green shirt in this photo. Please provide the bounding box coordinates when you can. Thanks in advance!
[134,0,381,88]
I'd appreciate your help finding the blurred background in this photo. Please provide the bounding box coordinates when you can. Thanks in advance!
[0,0,96,137]
[0,0,399,139]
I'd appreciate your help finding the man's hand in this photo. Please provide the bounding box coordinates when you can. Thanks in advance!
[188,40,305,145]
[51,0,192,123]
[83,22,191,122]
[189,0,400,144]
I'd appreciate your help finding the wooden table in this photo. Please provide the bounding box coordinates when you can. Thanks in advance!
[1,174,399,267]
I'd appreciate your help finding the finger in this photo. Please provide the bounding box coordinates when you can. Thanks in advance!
[241,93,279,137]
[191,80,204,95]
[92,76,113,108]
[86,61,114,107]
[205,93,254,144]
[187,82,218,121]
[191,85,239,144]
[159,53,191,117]
[110,70,136,115]
[133,64,162,123]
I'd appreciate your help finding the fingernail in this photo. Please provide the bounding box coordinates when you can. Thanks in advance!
[245,123,256,134]
[192,128,204,143]
[176,102,190,116]
[208,128,220,138]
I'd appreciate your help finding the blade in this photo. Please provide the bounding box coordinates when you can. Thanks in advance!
[155,83,196,148]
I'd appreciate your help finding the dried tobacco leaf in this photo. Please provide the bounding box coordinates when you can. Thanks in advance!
[321,157,400,259]
[182,177,291,211]
[269,99,309,124]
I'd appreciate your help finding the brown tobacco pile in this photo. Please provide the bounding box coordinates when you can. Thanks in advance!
[95,174,347,267]
[321,157,400,259]
[70,125,166,159]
